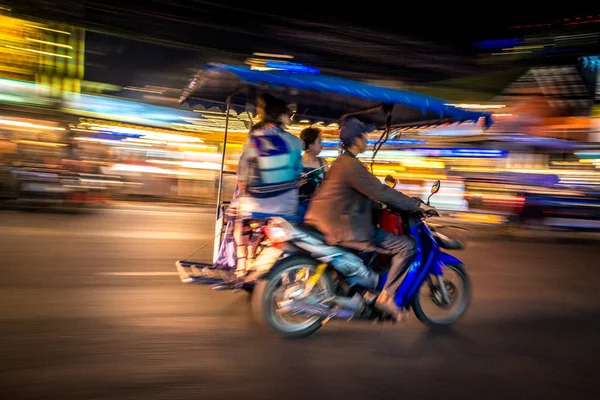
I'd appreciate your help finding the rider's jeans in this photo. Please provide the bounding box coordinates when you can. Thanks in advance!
[372,229,417,297]
[337,229,417,297]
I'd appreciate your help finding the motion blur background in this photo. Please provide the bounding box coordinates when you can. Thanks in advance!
[2,3,600,231]
[1,3,600,400]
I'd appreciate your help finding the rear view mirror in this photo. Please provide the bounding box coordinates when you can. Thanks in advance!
[427,180,441,205]
[431,180,441,194]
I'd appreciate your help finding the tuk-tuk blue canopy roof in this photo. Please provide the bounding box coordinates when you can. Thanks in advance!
[180,63,493,130]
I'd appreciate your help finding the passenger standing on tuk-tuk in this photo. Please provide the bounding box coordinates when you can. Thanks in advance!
[232,93,304,279]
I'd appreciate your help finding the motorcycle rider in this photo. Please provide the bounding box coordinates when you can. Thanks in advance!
[304,117,438,321]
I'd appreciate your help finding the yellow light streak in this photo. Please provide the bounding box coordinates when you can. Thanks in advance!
[3,45,72,59]
[26,37,73,49]
[23,23,71,35]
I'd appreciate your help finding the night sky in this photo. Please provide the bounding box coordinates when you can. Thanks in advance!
[8,1,600,88]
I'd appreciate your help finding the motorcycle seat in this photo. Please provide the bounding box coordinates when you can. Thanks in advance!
[296,223,390,257]
[295,223,326,242]
[247,212,302,223]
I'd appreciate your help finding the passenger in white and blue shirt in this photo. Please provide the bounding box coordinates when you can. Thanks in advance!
[236,93,304,217]
[232,93,304,277]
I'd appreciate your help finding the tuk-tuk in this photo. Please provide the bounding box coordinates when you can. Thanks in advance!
[175,63,492,288]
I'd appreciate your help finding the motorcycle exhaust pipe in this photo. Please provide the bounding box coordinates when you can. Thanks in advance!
[278,300,331,318]
[278,295,363,319]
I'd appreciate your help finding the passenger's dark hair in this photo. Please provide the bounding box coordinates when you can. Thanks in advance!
[300,127,321,149]
[258,93,289,125]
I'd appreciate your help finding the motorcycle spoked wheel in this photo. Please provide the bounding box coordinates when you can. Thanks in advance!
[252,256,335,339]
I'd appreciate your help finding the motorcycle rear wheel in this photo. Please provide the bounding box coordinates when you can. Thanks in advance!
[252,256,334,339]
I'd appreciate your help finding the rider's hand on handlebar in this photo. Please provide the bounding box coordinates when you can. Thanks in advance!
[419,203,440,218]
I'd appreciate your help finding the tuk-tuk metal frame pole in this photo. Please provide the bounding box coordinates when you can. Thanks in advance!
[215,95,232,220]
[370,106,393,173]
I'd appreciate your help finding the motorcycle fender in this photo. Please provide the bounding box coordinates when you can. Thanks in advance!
[247,243,304,280]
[250,246,284,275]
[438,251,463,267]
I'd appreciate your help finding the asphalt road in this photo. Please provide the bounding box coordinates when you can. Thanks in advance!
[1,206,598,400]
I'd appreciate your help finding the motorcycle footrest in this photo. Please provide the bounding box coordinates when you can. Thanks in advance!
[176,260,226,285]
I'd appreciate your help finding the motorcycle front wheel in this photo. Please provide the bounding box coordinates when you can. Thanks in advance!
[252,256,334,339]
[412,263,471,328]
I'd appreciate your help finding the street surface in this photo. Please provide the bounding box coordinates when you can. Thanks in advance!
[1,206,598,399]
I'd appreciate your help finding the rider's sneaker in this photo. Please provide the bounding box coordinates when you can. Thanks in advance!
[362,290,378,305]
[374,291,404,322]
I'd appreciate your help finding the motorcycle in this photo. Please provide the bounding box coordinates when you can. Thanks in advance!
[174,62,490,336]
[249,179,470,338]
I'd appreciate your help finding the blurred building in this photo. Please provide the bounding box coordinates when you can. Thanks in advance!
[0,14,84,93]
[0,8,599,227]
[474,14,600,66]
[0,14,81,166]
[492,65,595,141]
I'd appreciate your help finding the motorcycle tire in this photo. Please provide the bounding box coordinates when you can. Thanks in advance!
[252,256,334,339]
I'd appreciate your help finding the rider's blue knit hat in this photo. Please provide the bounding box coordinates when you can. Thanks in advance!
[339,118,377,147]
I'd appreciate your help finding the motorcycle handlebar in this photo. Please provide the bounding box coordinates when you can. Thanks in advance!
[386,206,439,219]
[423,209,440,218]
